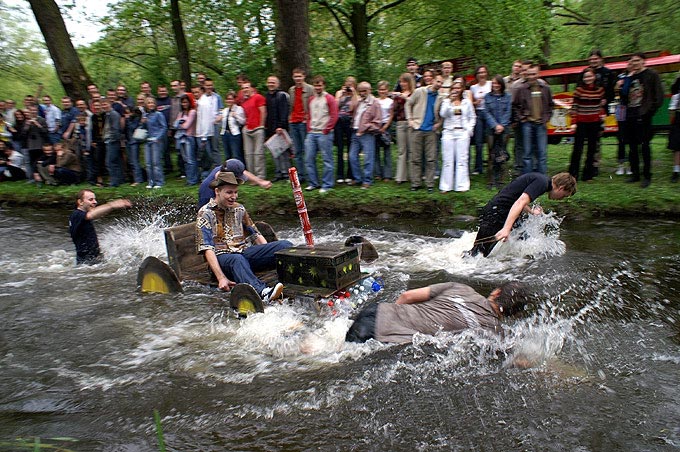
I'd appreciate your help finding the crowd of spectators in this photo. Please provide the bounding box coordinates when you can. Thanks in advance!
[0,52,675,191]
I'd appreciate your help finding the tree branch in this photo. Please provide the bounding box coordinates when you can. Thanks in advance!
[96,51,151,70]
[368,0,408,22]
[193,58,225,76]
[313,0,353,42]
[561,10,661,27]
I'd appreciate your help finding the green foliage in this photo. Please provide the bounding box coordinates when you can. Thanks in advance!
[549,0,680,61]
[0,1,64,103]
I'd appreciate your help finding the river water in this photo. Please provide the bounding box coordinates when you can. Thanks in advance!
[0,205,679,451]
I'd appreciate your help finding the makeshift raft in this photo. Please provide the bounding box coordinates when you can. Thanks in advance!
[137,221,379,315]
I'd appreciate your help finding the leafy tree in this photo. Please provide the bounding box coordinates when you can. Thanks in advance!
[274,0,310,91]
[548,0,680,60]
[311,0,409,81]
[0,1,63,102]
[26,0,93,100]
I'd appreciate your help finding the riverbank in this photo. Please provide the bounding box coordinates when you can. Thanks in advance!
[2,137,679,221]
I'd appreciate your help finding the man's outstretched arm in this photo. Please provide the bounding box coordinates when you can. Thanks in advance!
[395,286,431,305]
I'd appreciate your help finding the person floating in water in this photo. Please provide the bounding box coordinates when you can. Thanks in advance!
[69,189,132,264]
[345,281,527,344]
[467,172,576,257]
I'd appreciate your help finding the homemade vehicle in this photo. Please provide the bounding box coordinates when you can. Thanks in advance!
[137,167,382,316]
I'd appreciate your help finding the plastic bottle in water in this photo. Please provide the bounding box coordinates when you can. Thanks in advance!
[362,276,383,293]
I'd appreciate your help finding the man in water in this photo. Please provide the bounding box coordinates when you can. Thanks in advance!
[345,281,527,344]
[196,171,292,302]
[69,189,131,264]
[198,158,272,209]
[467,172,577,257]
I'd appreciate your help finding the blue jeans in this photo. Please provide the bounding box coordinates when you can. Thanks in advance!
[349,131,375,185]
[127,141,144,183]
[304,132,335,189]
[48,132,61,145]
[221,132,244,163]
[374,133,392,179]
[289,123,307,181]
[177,136,198,185]
[521,122,548,175]
[105,140,124,186]
[472,110,487,174]
[216,240,293,293]
[145,139,165,186]
[334,115,353,180]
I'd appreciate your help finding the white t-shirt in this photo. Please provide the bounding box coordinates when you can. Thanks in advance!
[470,80,492,110]
[377,97,394,124]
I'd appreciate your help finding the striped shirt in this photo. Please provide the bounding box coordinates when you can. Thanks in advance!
[572,84,605,123]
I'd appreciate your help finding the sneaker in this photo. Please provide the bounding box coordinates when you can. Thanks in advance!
[261,283,284,303]
[615,165,625,176]
[336,179,344,184]
[344,178,353,184]
[427,187,434,194]
[305,185,317,191]
[146,184,153,189]
[625,168,633,175]
[672,172,679,183]
[319,188,330,194]
[361,183,370,190]
[153,185,162,189]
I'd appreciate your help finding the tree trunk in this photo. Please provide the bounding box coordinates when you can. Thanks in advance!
[349,2,371,82]
[27,0,92,101]
[170,0,192,84]
[274,0,310,91]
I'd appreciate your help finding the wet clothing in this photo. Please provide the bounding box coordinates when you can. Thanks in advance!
[195,198,292,292]
[346,283,501,344]
[69,209,101,264]
[469,173,551,257]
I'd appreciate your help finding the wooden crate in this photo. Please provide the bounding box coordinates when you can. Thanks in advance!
[275,246,361,290]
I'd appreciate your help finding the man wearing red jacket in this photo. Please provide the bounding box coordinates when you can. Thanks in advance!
[304,76,338,194]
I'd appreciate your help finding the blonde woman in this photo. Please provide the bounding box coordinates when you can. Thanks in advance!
[439,81,475,192]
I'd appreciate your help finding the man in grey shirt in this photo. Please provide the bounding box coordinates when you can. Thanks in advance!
[346,281,526,344]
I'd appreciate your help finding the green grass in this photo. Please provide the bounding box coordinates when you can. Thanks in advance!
[1,136,679,219]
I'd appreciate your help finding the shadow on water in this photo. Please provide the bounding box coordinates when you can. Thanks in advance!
[0,205,679,450]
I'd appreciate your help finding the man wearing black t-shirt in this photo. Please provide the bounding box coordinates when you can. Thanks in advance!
[468,172,576,257]
[69,189,131,264]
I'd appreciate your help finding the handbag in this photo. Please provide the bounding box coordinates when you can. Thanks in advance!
[133,127,148,141]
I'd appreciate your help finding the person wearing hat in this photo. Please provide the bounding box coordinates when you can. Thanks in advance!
[394,57,423,93]
[196,171,293,302]
[198,158,272,209]
[345,281,528,344]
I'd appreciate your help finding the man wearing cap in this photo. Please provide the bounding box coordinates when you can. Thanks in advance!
[197,158,272,209]
[196,171,293,302]
[394,57,423,92]
[345,281,527,344]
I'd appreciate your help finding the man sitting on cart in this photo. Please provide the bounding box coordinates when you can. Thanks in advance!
[196,171,292,302]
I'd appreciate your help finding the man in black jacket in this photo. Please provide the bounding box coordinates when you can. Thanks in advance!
[265,76,290,181]
[620,53,664,188]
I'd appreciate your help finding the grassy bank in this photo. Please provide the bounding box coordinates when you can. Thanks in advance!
[1,136,679,221]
